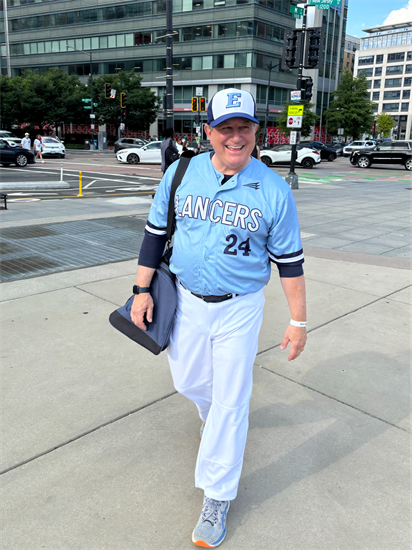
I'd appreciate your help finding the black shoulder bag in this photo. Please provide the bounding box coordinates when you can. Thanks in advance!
[109,157,191,355]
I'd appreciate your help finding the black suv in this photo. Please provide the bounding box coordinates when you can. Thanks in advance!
[0,139,35,167]
[114,137,146,154]
[300,141,337,161]
[351,141,412,171]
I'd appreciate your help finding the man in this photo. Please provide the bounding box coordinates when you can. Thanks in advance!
[160,127,179,174]
[131,88,307,548]
[22,132,31,150]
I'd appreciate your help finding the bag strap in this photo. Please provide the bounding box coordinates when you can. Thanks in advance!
[166,156,191,241]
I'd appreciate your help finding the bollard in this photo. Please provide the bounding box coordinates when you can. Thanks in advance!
[77,171,83,197]
[60,163,63,182]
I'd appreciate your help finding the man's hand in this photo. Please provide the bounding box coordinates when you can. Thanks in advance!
[131,293,154,331]
[280,325,307,361]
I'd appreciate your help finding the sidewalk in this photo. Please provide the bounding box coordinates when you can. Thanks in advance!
[0,181,411,549]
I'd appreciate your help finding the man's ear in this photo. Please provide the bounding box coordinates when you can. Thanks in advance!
[204,124,212,138]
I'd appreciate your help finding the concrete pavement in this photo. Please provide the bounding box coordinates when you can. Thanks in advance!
[0,175,411,549]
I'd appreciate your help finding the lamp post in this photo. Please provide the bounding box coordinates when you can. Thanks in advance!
[115,67,123,139]
[264,61,280,148]
[66,43,95,149]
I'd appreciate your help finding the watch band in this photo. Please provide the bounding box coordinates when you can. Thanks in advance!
[133,285,151,295]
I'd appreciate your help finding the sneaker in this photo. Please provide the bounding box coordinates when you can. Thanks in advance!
[200,422,205,439]
[41,160,45,163]
[192,495,230,548]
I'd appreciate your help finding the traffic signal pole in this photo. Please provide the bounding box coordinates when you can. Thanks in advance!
[165,0,174,130]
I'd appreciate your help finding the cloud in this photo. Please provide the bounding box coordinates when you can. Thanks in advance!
[383,0,412,25]
[361,23,365,27]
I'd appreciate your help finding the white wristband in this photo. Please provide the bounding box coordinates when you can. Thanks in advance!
[290,319,307,328]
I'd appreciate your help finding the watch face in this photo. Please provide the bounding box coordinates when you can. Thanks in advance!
[133,285,139,294]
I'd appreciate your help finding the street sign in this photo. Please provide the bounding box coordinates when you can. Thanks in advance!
[120,123,125,130]
[196,127,201,133]
[90,124,95,130]
[90,114,95,118]
[290,131,297,145]
[82,99,91,103]
[287,116,302,128]
[288,105,304,116]
[308,0,341,8]
[84,106,92,109]
[338,128,344,135]
[110,89,117,98]
[196,87,203,96]
[290,5,304,17]
[93,103,98,107]
[291,91,301,102]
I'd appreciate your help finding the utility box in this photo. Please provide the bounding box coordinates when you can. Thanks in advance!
[84,140,90,150]
[98,131,107,150]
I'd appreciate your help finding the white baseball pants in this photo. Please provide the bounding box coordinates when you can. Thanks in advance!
[167,283,265,501]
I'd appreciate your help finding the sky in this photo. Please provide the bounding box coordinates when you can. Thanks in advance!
[346,0,412,38]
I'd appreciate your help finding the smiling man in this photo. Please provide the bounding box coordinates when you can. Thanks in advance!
[131,88,307,548]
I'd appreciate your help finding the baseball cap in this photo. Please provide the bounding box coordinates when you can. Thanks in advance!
[25,132,29,135]
[207,88,259,127]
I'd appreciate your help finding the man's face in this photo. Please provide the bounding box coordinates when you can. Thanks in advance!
[205,118,257,175]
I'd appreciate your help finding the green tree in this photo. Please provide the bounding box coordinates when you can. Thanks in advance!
[376,113,395,138]
[91,71,160,132]
[0,75,23,128]
[276,100,320,138]
[324,68,375,140]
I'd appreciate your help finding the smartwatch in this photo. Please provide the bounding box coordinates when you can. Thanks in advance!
[133,285,151,295]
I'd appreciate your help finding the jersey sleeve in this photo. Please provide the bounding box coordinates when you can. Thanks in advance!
[146,162,179,234]
[267,190,304,278]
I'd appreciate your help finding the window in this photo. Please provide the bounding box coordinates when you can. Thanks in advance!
[384,90,401,99]
[405,78,412,86]
[375,67,382,76]
[373,79,381,88]
[346,62,349,67]
[406,64,412,73]
[403,90,410,99]
[372,92,380,100]
[358,68,373,76]
[348,41,351,48]
[358,55,374,65]
[382,103,399,111]
[385,78,402,87]
[387,52,405,62]
[401,103,409,111]
[386,65,403,75]
[376,54,383,64]
[408,52,412,61]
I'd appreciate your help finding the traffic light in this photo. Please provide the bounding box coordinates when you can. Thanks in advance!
[199,97,206,112]
[304,27,323,69]
[191,97,199,112]
[282,29,303,70]
[120,92,126,109]
[301,77,313,101]
[104,82,111,99]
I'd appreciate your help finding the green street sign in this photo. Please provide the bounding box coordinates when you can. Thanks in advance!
[84,106,92,109]
[93,103,98,107]
[308,0,341,6]
[82,99,91,103]
[290,5,304,17]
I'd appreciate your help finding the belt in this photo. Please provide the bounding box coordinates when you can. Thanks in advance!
[179,281,237,303]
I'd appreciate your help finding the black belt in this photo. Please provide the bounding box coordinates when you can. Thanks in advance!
[179,281,237,303]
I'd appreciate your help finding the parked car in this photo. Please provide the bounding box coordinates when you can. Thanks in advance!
[260,144,321,169]
[40,136,65,158]
[0,130,22,147]
[187,140,214,154]
[332,142,350,156]
[343,140,376,157]
[351,140,412,170]
[116,141,162,164]
[0,139,35,167]
[114,137,147,154]
[301,141,337,161]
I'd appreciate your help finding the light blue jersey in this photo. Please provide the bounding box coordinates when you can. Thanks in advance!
[147,153,304,296]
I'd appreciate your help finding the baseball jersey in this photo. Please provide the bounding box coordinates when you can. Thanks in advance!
[147,153,304,296]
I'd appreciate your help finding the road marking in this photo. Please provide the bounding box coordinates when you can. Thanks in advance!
[46,160,161,171]
[84,179,97,189]
[29,167,161,182]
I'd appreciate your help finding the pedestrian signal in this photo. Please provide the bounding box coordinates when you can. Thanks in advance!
[199,97,206,112]
[104,82,111,99]
[120,92,126,109]
[191,97,199,112]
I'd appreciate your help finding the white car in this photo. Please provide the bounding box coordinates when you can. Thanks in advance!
[116,141,163,164]
[40,136,65,158]
[0,131,22,147]
[343,140,376,157]
[260,144,321,169]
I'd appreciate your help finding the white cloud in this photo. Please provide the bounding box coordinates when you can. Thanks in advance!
[383,0,412,25]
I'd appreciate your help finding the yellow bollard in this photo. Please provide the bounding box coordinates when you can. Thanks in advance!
[77,171,83,197]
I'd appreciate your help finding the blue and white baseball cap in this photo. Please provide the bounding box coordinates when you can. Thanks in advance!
[207,88,259,127]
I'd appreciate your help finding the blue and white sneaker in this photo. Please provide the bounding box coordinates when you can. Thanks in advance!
[192,495,230,548]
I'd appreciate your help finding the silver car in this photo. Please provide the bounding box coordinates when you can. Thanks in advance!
[343,140,376,157]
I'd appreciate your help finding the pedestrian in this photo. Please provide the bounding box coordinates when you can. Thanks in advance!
[131,88,307,548]
[160,127,179,174]
[21,132,31,151]
[251,142,261,160]
[34,135,44,163]
[180,140,196,158]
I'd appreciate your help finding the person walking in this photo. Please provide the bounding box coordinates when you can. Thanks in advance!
[180,140,196,158]
[160,127,179,174]
[131,88,307,548]
[34,135,44,163]
[21,132,31,151]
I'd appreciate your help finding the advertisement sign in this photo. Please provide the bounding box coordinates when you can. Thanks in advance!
[291,91,301,103]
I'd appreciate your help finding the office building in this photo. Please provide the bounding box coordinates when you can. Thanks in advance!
[354,22,412,140]
[1,0,302,140]
[343,33,359,73]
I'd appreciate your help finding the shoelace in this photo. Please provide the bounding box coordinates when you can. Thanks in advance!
[201,498,222,526]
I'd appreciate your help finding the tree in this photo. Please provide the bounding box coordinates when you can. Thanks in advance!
[376,113,395,138]
[91,71,160,132]
[324,68,375,140]
[276,100,320,138]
